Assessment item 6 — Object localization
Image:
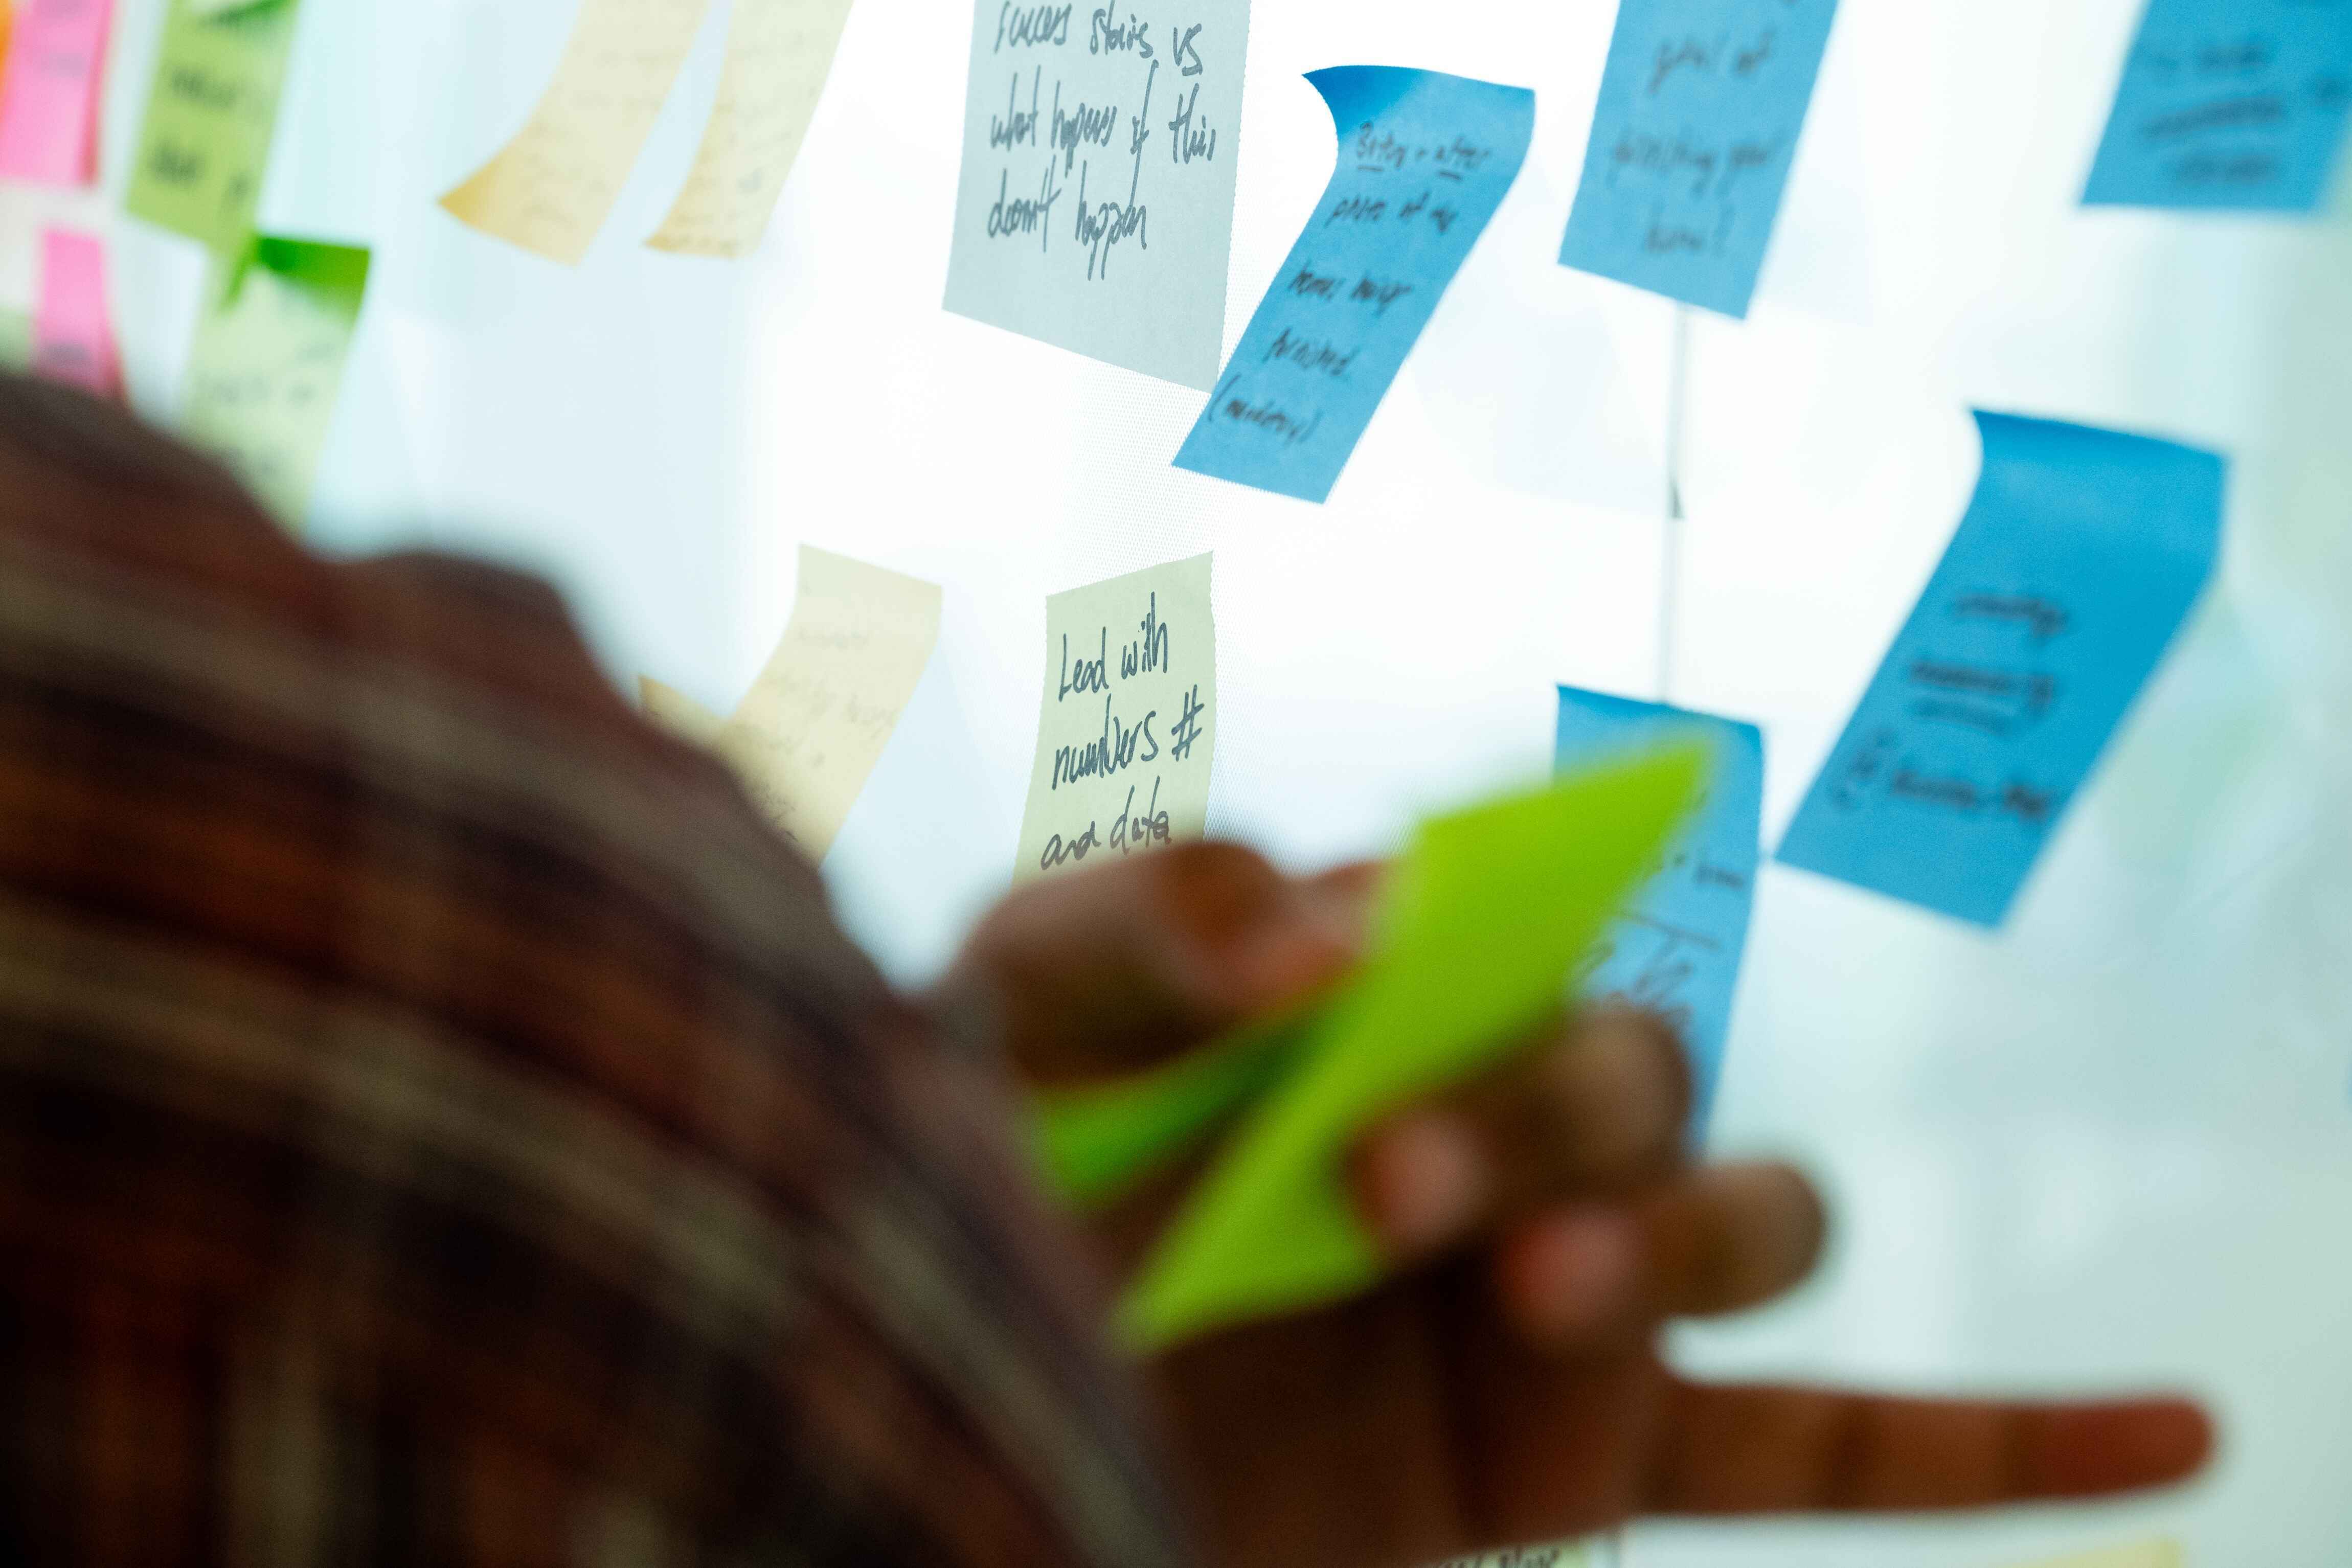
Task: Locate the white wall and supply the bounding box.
[59,0,2352,1563]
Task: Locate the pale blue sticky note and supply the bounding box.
[1558,688,1762,1132]
[1171,66,1533,503]
[2084,0,2352,211]
[1777,413,2226,928]
[1557,0,1840,319]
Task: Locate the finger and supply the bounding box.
[934,843,1376,1083]
[1492,1162,1825,1346]
[1645,1380,2214,1513]
[1351,1009,1693,1258]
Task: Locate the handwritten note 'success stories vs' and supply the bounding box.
[944,0,1250,389]
[1557,687,1762,1132]
[1173,67,1533,504]
[2083,0,2352,211]
[1558,0,1839,319]
[1016,554,1214,881]
[1777,413,2226,928]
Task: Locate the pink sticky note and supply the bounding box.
[34,229,120,399]
[0,0,114,187]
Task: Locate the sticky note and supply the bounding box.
[178,237,369,524]
[646,0,856,257]
[1777,413,2226,927]
[2083,0,2352,211]
[942,0,1250,389]
[1171,66,1533,503]
[1557,0,1840,319]
[2008,1541,2180,1568]
[1015,553,1215,882]
[0,0,115,186]
[123,0,302,256]
[1557,687,1761,1131]
[439,0,714,265]
[638,675,727,747]
[1118,746,1705,1349]
[33,229,119,399]
[710,547,942,860]
[0,310,32,372]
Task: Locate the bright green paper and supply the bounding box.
[1116,744,1707,1349]
[125,0,303,257]
[180,237,369,524]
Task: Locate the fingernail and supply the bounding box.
[1511,1209,1642,1343]
[1366,1113,1487,1256]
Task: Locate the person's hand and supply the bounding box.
[936,844,2213,1568]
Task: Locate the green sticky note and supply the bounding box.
[125,0,303,256]
[0,309,31,373]
[180,236,369,524]
[1113,744,1707,1349]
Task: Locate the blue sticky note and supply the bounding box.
[1777,413,2226,928]
[1557,688,1762,1132]
[1557,0,1840,319]
[1171,67,1533,504]
[2084,0,2352,212]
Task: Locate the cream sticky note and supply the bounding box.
[439,0,714,265]
[941,0,1250,389]
[645,0,855,257]
[1015,554,1215,882]
[0,0,113,186]
[124,0,304,257]
[2010,1541,2180,1568]
[179,237,369,524]
[639,675,727,747]
[711,547,942,859]
[33,228,119,399]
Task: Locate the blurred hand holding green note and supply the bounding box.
[1034,743,1706,1349]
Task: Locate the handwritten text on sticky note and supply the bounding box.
[943,0,1250,389]
[1172,66,1532,503]
[713,547,941,860]
[180,238,369,524]
[647,0,856,257]
[1557,687,1761,1132]
[2083,0,2352,211]
[1017,553,1214,880]
[0,0,114,186]
[439,0,712,265]
[1777,413,2225,927]
[1557,0,1839,319]
[125,0,303,256]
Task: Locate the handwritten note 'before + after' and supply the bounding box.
[1557,687,1762,1133]
[1017,554,1214,881]
[2084,0,2352,211]
[1777,413,2226,928]
[125,0,303,257]
[1558,0,1839,318]
[1173,67,1533,504]
[944,1,1249,388]
[180,238,370,525]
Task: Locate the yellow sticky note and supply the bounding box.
[646,0,855,257]
[710,547,941,859]
[2011,1542,2180,1568]
[1014,554,1215,882]
[638,675,725,747]
[439,0,713,264]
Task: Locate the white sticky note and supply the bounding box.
[1015,553,1215,880]
[942,1,1249,389]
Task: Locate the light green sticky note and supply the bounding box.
[125,0,303,256]
[1115,744,1707,1349]
[0,309,31,373]
[180,237,369,524]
